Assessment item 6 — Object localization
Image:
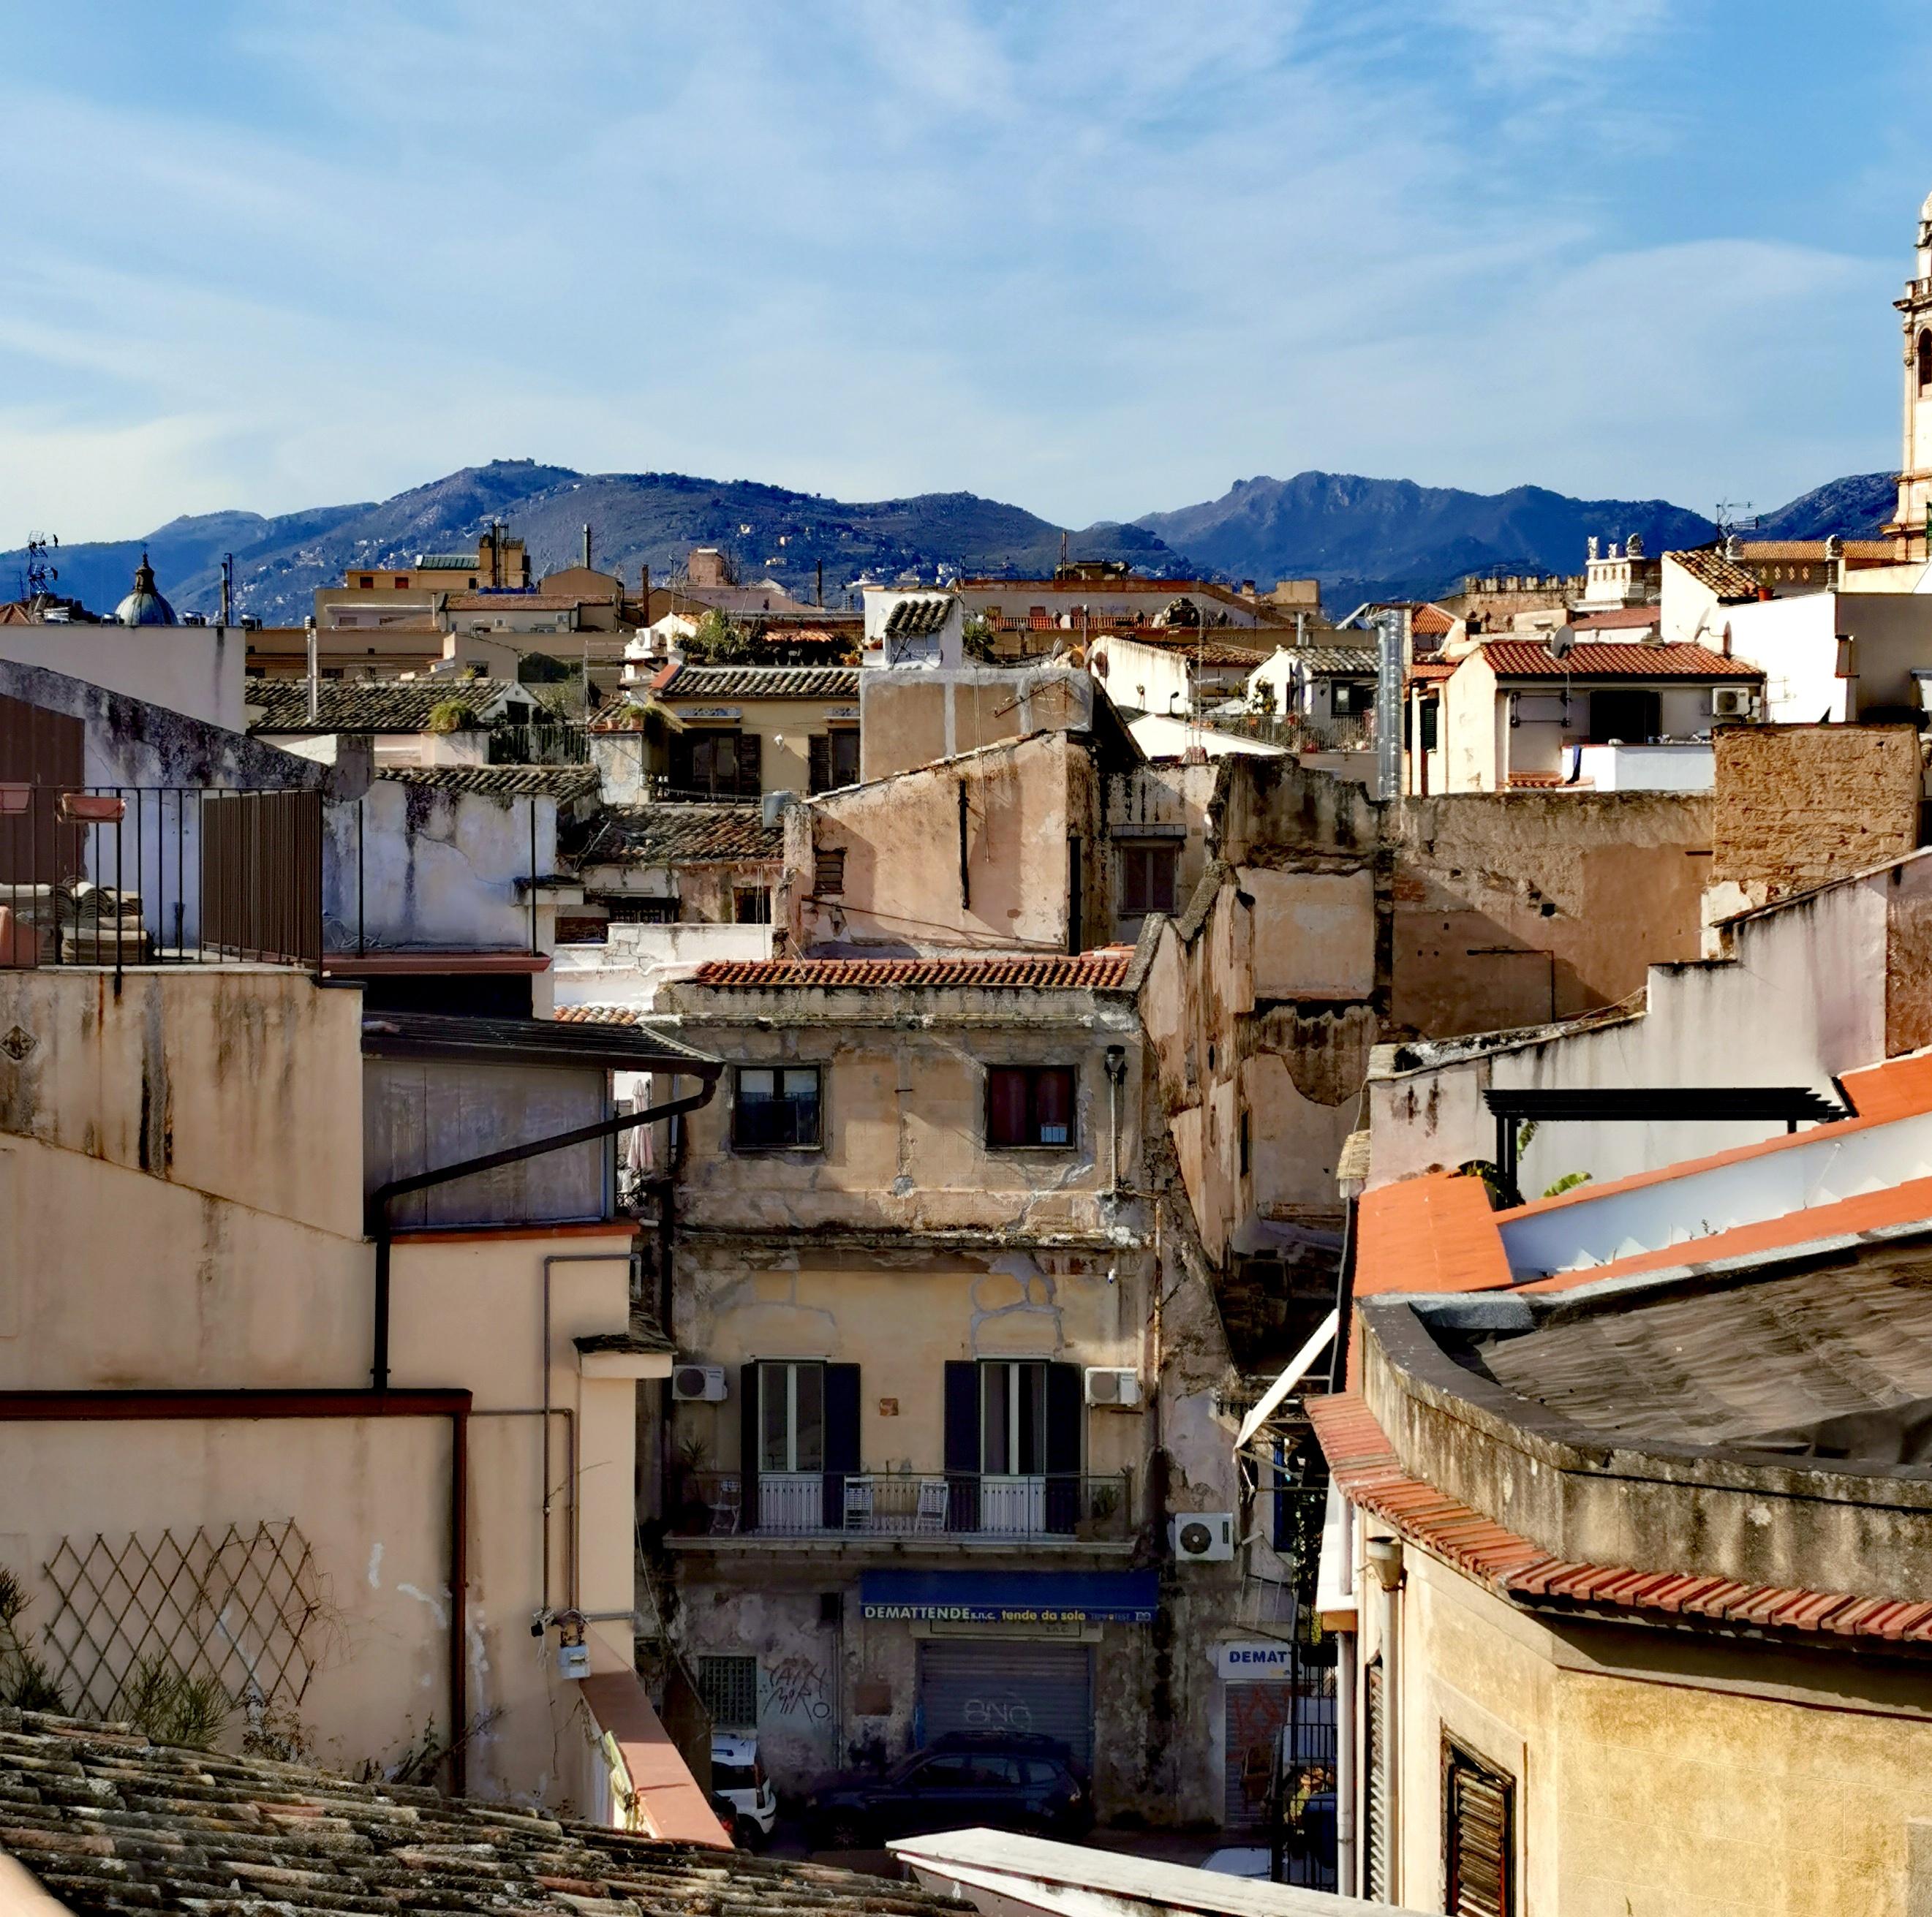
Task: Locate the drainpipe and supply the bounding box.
[366,1078,717,1392]
[1103,1044,1127,1192]
[1335,1498,1357,1894]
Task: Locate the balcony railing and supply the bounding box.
[0,784,322,973]
[646,775,763,807]
[674,1470,1135,1543]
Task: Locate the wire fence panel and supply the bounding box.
[41,1521,325,1719]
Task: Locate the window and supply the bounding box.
[986,1065,1076,1149]
[671,728,761,799]
[733,886,772,925]
[1444,1739,1514,1917]
[1238,1105,1250,1178]
[1419,697,1439,753]
[981,1360,1048,1475]
[605,896,679,924]
[1333,680,1375,718]
[733,1065,822,1149]
[808,729,861,795]
[357,574,374,589]
[814,847,846,896]
[1119,842,1178,918]
[1364,1660,1389,1902]
[1920,329,1932,394]
[760,1361,825,1472]
[698,1654,758,1731]
[1588,688,1660,744]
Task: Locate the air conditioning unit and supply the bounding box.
[1084,1367,1142,1409]
[671,1364,728,1403]
[1712,687,1758,720]
[1169,1512,1235,1564]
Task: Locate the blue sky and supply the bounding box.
[4,0,1928,539]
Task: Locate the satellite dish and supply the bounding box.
[1547,625,1577,660]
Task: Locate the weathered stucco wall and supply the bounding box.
[1389,790,1711,1037]
[1708,722,1922,915]
[785,733,1093,956]
[857,668,1095,783]
[0,623,248,732]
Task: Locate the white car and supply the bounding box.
[712,1731,778,1844]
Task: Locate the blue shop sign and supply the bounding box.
[859,1569,1160,1626]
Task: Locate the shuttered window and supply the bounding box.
[1444,1739,1514,1917]
[1364,1659,1389,1902]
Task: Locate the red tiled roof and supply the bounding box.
[446,592,586,611]
[690,950,1135,991]
[1308,1391,1932,1644]
[1739,540,1898,562]
[554,1004,644,1025]
[1411,603,1454,635]
[1666,548,1763,597]
[1479,640,1760,679]
[1571,605,1660,629]
[1406,659,1457,682]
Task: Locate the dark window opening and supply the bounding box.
[733,887,771,925]
[604,896,679,924]
[733,1065,823,1149]
[1587,688,1660,744]
[1419,697,1439,753]
[1920,330,1932,394]
[986,1065,1076,1149]
[1238,1105,1250,1178]
[671,727,761,799]
[1120,842,1178,917]
[1332,680,1375,717]
[1444,1739,1514,1917]
[357,574,374,589]
[698,1654,758,1730]
[808,729,861,795]
[814,847,846,896]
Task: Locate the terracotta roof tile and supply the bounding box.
[0,1709,969,1917]
[576,807,782,867]
[1479,640,1760,680]
[380,764,600,802]
[1308,1394,1932,1646]
[1570,605,1660,630]
[1411,604,1454,635]
[690,950,1135,991]
[658,665,859,700]
[1667,548,1764,597]
[554,1004,645,1025]
[248,678,530,733]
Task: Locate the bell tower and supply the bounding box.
[1887,189,1932,559]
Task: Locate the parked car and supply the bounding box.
[712,1731,777,1847]
[806,1736,1090,1849]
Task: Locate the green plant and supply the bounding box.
[1542,1171,1592,1198]
[426,696,483,735]
[961,616,998,664]
[0,1565,71,1715]
[682,610,761,664]
[118,1655,230,1750]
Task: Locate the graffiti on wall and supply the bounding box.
[763,1653,833,1724]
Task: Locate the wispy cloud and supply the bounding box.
[0,0,1901,539]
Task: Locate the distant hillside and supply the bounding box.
[1136,472,1718,606]
[0,462,1186,625]
[5,461,1903,627]
[1750,472,1895,541]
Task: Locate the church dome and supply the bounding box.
[114,551,177,627]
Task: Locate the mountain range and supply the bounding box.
[2,462,1901,625]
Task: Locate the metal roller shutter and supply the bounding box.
[917,1640,1093,1772]
[1364,1660,1389,1902]
[1445,1742,1513,1917]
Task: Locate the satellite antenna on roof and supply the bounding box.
[1547,624,1577,661]
[21,532,57,601]
[1713,500,1758,538]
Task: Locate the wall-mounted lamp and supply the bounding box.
[1365,1534,1405,1592]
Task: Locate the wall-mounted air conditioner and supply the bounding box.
[1169,1513,1235,1563]
[1712,687,1758,720]
[1084,1367,1142,1409]
[671,1363,728,1403]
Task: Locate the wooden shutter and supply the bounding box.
[739,730,762,798]
[822,1362,861,1530]
[1035,1067,1075,1146]
[1043,1362,1083,1535]
[808,733,831,795]
[1364,1659,1389,1902]
[739,1362,762,1534]
[1445,1741,1513,1917]
[986,1067,1029,1147]
[944,1360,980,1532]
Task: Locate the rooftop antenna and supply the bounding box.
[21,532,57,601]
[1713,501,1757,540]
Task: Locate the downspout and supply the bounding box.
[1103,1044,1126,1193]
[366,1078,717,1392]
[1335,1497,1357,1894]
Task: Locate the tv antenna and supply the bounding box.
[1713,501,1758,537]
[21,532,57,601]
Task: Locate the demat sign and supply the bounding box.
[858,1570,1158,1627]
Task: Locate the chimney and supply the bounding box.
[583,523,592,570]
[219,553,234,627]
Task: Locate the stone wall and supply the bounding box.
[1710,722,1922,913]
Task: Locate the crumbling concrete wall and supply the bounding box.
[1389,789,1711,1036]
[857,667,1093,783]
[1708,722,1922,923]
[782,731,1095,956]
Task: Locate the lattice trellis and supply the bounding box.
[42,1521,324,1719]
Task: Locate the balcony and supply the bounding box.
[671,1470,1135,1549]
[0,784,322,972]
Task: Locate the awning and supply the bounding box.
[859,1570,1159,1626]
[1234,1309,1339,1451]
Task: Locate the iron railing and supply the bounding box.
[674,1470,1135,1543]
[646,776,762,806]
[0,784,322,974]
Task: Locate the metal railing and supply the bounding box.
[646,776,762,806]
[0,784,322,974]
[675,1469,1135,1543]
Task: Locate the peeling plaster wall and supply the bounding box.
[324,781,555,952]
[857,668,1095,784]
[785,732,1091,956]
